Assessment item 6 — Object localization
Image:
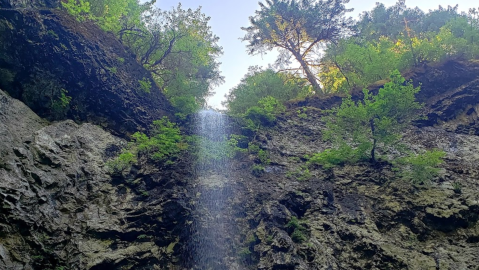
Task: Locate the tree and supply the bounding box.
[311,70,423,165]
[224,67,310,114]
[241,0,353,94]
[122,4,223,117]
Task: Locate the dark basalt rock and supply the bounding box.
[0,9,174,136]
[0,0,60,8]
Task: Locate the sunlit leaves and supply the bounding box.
[225,67,310,115]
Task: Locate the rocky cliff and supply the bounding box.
[0,89,189,269]
[0,3,478,270]
[0,8,174,136]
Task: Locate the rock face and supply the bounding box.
[0,89,188,269]
[0,0,59,8]
[0,3,478,269]
[232,110,479,269]
[0,9,174,136]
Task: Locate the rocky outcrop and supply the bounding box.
[0,0,59,8]
[231,108,479,269]
[0,89,187,269]
[0,9,174,136]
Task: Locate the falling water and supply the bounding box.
[187,109,236,269]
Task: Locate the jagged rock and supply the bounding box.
[0,90,189,269]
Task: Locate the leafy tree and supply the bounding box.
[356,0,424,41]
[225,67,310,114]
[242,0,353,93]
[122,4,223,117]
[311,70,423,165]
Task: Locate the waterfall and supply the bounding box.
[187,109,236,269]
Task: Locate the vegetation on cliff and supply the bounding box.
[62,0,223,118]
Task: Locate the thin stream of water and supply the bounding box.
[188,109,235,269]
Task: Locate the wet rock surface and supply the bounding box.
[0,90,188,269]
[0,8,174,136]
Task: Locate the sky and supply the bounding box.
[155,0,477,108]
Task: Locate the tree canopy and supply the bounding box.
[320,1,479,93]
[242,0,353,94]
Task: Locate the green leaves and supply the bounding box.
[394,150,446,185]
[321,3,479,93]
[63,1,222,118]
[312,71,423,166]
[225,67,309,115]
[62,0,91,22]
[132,117,185,162]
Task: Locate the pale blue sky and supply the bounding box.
[156,0,477,108]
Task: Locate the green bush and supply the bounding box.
[243,96,286,130]
[312,71,423,168]
[309,143,370,169]
[225,67,310,115]
[51,89,72,117]
[394,150,446,185]
[251,164,265,177]
[286,217,307,243]
[105,150,136,174]
[286,166,312,181]
[61,0,91,22]
[132,117,186,162]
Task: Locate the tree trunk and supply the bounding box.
[290,49,323,94]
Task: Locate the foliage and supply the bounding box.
[132,117,186,162]
[251,164,265,177]
[138,77,152,93]
[105,150,136,174]
[225,67,310,115]
[243,96,286,131]
[124,4,223,115]
[312,70,423,167]
[309,144,367,169]
[61,0,91,22]
[394,149,446,184]
[51,89,72,117]
[320,2,479,93]
[242,0,353,93]
[286,217,307,243]
[286,165,312,181]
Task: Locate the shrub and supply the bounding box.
[312,71,423,168]
[286,217,307,243]
[251,164,265,177]
[132,117,185,162]
[51,89,72,117]
[62,0,91,22]
[105,151,136,174]
[394,149,446,185]
[243,96,286,129]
